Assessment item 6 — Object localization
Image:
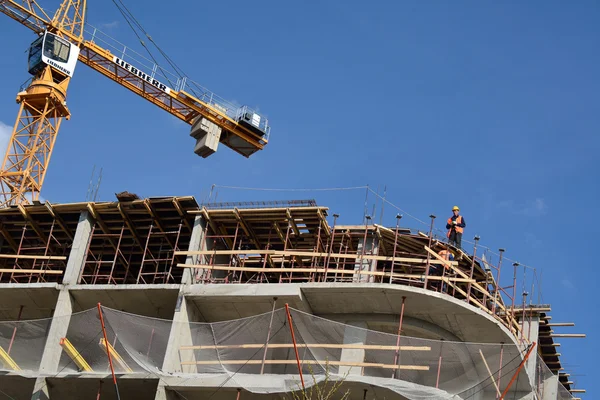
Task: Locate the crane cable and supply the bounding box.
[110,0,189,90]
[109,0,176,88]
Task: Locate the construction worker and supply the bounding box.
[446,206,466,249]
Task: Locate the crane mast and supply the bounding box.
[0,0,270,208]
[0,0,86,207]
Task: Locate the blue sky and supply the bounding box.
[0,0,598,395]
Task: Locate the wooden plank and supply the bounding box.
[545,334,585,338]
[0,269,63,274]
[0,254,67,260]
[424,246,469,277]
[60,338,93,372]
[479,349,501,397]
[176,249,457,266]
[176,263,475,283]
[0,346,20,371]
[183,359,429,371]
[180,344,431,351]
[98,338,133,372]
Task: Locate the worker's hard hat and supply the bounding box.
[452,206,460,211]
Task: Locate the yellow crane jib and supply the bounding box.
[59,337,93,372]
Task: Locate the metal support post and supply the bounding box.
[97,303,121,400]
[511,262,519,326]
[260,297,278,374]
[357,215,371,282]
[424,215,436,290]
[96,380,103,400]
[7,305,24,354]
[499,343,536,399]
[392,296,406,378]
[324,213,339,281]
[520,291,528,343]
[492,249,505,314]
[466,235,480,302]
[436,339,444,389]
[389,214,402,284]
[285,303,305,390]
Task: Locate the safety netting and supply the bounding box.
[0,307,574,400]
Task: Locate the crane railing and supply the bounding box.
[84,24,270,141]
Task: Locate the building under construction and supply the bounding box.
[0,195,586,399]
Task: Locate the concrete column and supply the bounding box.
[30,289,73,400]
[353,236,378,283]
[62,211,94,285]
[182,215,207,285]
[155,215,208,400]
[522,316,539,387]
[541,374,558,399]
[160,294,202,373]
[338,321,367,376]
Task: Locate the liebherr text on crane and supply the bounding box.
[0,0,271,208]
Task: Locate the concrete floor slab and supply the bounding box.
[300,283,517,345]
[182,283,516,345]
[0,284,60,320]
[69,285,180,319]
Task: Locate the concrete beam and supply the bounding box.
[522,316,539,386]
[542,374,558,399]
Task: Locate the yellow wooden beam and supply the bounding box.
[0,346,20,371]
[98,338,133,373]
[60,338,93,372]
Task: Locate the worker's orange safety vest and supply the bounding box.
[447,216,463,237]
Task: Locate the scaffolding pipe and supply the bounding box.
[389,214,401,284]
[511,262,519,326]
[285,303,305,391]
[7,305,24,354]
[324,214,339,280]
[499,343,536,399]
[357,216,371,282]
[492,249,505,314]
[260,297,277,374]
[436,339,444,389]
[97,303,121,400]
[466,236,479,302]
[424,215,436,290]
[392,296,406,378]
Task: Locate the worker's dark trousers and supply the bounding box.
[449,231,462,249]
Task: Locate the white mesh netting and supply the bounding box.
[0,307,574,400]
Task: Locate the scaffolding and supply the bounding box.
[0,196,584,394]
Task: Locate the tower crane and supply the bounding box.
[0,0,270,207]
